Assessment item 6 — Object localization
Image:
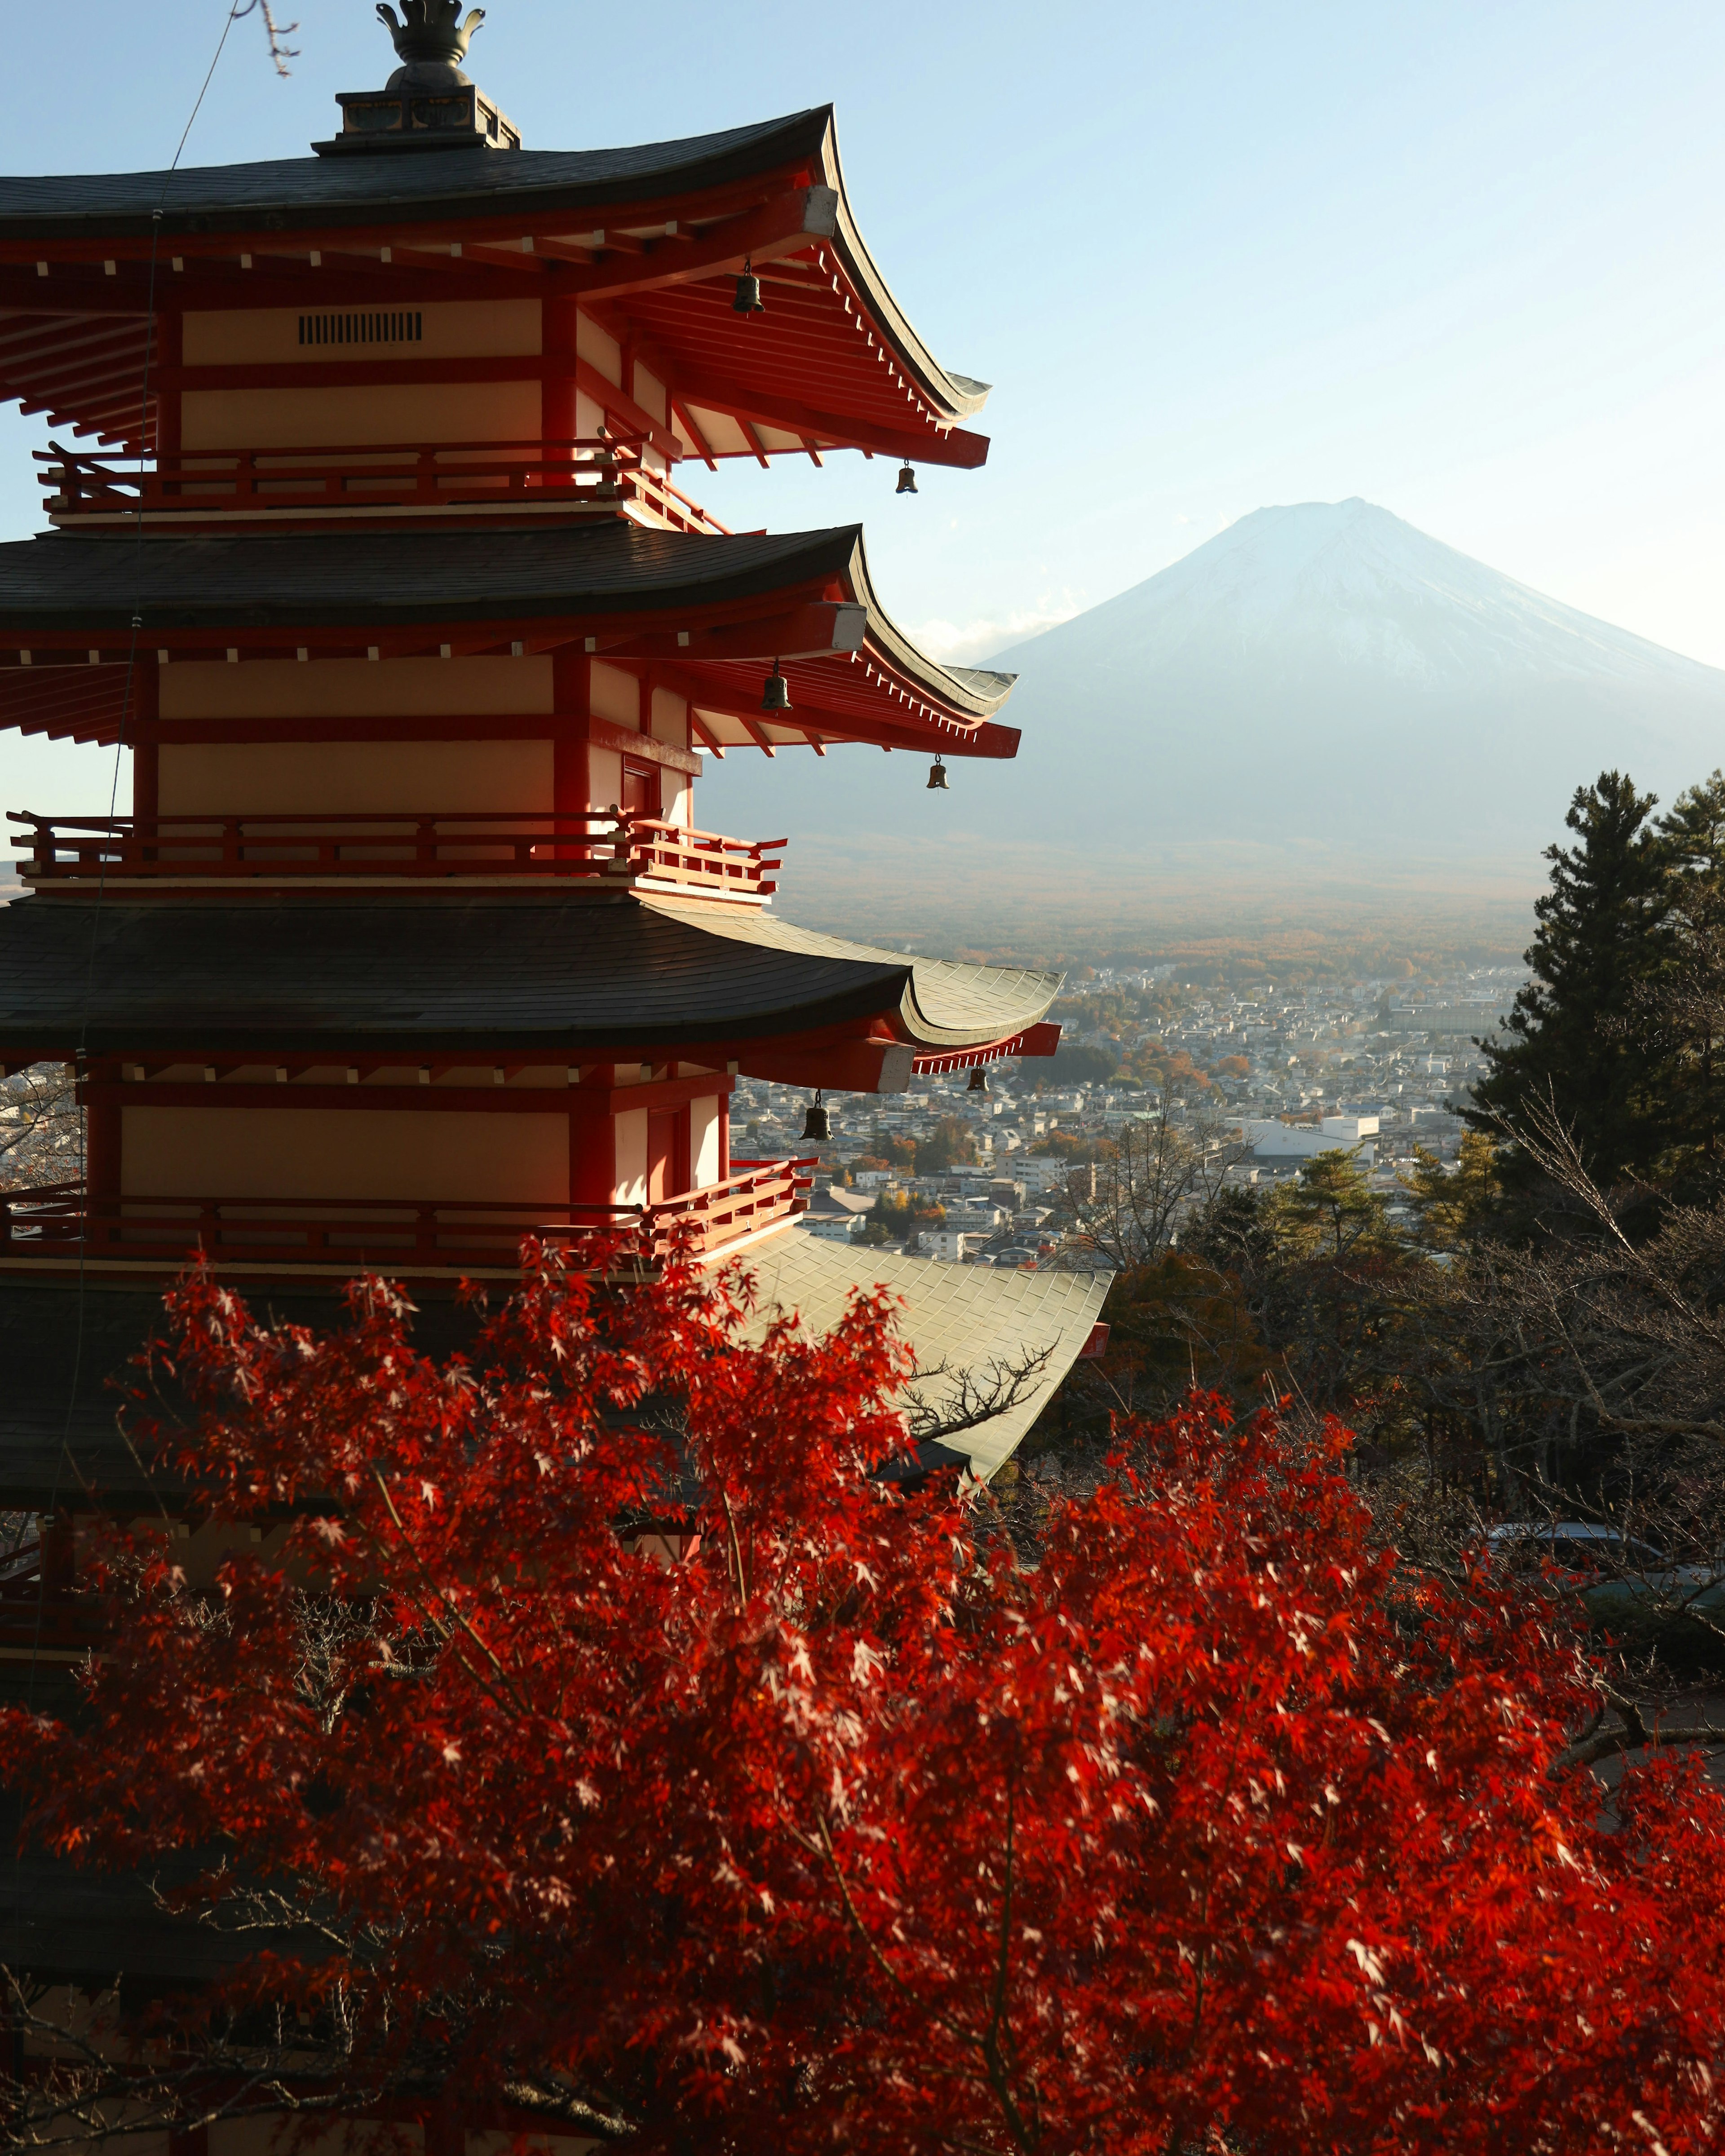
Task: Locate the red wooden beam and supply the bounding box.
[555,189,836,303]
[676,367,988,467]
[592,602,866,665]
[671,398,718,472]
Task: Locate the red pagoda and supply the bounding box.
[0,5,1109,2093]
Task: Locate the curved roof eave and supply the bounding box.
[0,522,1017,729]
[646,902,1062,1051]
[839,530,1017,719]
[815,118,992,423]
[0,110,840,239]
[0,106,991,429]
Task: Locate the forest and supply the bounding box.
[1043,769,1725,1664]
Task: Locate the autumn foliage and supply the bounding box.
[6,1242,1725,2153]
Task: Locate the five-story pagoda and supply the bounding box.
[0,5,1108,1524]
[0,3,1115,2097]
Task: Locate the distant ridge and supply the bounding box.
[697,499,1725,927]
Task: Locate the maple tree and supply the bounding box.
[5,1240,1725,2154]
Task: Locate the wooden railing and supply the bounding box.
[0,1161,813,1271]
[10,810,784,898]
[36,438,731,538]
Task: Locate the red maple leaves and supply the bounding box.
[5,1242,1723,2153]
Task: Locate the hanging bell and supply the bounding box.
[927,757,949,791]
[896,461,918,495]
[733,259,765,316]
[761,661,792,714]
[800,1089,831,1143]
[967,1066,990,1095]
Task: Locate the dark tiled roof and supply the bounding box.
[0,525,852,631]
[0,1799,331,1984]
[0,111,836,238]
[0,1281,484,1511]
[0,893,1057,1058]
[0,526,1016,718]
[745,1230,1112,1481]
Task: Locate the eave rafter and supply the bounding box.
[0,127,991,464]
[0,610,1010,760]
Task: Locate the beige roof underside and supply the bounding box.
[724,1227,1112,1480]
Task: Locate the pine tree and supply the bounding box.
[1401,1132,1501,1251]
[1639,770,1725,1170]
[1467,771,1673,1184]
[1269,1146,1393,1261]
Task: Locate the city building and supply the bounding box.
[1246,1113,1380,1165]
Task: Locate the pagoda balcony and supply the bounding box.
[10,810,783,902]
[36,438,731,538]
[0,1161,813,1278]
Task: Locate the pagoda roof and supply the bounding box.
[0,1801,334,1979]
[0,108,990,464]
[0,1239,1105,1517]
[0,523,1018,758]
[0,892,1060,1061]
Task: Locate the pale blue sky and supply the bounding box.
[3,0,1722,813]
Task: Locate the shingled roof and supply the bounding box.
[0,892,1059,1059]
[0,525,1015,722]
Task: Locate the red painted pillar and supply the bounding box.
[422,2103,464,2156]
[129,657,159,826]
[84,1087,121,1200]
[543,294,579,447]
[552,645,594,842]
[568,1080,615,1209]
[41,1511,75,1594]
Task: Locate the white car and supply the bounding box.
[1487,1521,1725,1632]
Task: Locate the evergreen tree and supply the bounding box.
[1401,1132,1501,1251]
[1466,771,1673,1184]
[1656,767,1725,888]
[1633,770,1725,1171]
[1269,1147,1393,1261]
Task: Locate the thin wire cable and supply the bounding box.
[10,0,264,2007]
[171,4,247,177]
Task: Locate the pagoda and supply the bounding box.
[0,3,1112,2041]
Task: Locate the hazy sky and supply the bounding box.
[2,0,1721,812]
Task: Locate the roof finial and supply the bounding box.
[375,3,485,68]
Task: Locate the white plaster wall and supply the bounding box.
[650,686,688,750]
[613,1107,648,1205]
[588,743,622,811]
[469,2131,597,2156]
[160,656,553,721]
[212,2123,425,2156]
[575,312,621,386]
[120,1108,569,1203]
[590,662,640,729]
[632,362,668,424]
[181,380,541,451]
[690,1096,721,1188]
[184,300,541,365]
[158,739,554,815]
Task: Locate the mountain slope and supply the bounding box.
[696,499,1725,888]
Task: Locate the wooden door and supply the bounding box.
[621,760,658,822]
[647,1108,682,1203]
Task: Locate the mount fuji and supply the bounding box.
[696,499,1725,928]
